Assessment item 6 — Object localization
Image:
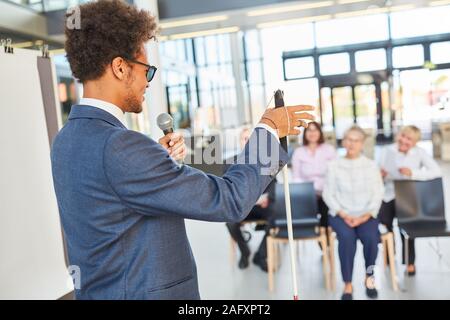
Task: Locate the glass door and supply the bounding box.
[331,86,354,140]
[321,82,386,141]
[355,84,378,133]
[166,84,191,130]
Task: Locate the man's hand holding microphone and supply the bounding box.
[157,113,187,161]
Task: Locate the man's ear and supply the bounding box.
[111,57,127,80]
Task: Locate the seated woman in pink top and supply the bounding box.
[291,122,336,227]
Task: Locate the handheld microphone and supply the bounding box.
[274,89,288,152]
[157,113,174,135]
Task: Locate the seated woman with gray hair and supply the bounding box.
[323,125,384,300]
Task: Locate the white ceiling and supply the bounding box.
[158,0,436,38]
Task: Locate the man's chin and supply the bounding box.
[128,104,143,114]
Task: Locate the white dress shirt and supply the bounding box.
[378,144,442,202]
[79,98,127,128]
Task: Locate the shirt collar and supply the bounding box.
[79,98,127,128]
[393,144,418,157]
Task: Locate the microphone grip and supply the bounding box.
[163,128,174,135]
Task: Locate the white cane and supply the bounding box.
[274,90,299,300]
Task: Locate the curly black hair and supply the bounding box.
[64,0,158,83]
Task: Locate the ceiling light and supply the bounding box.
[247,1,333,17]
[168,27,239,40]
[160,15,228,29]
[429,0,450,6]
[337,0,371,4]
[257,14,332,28]
[335,7,389,18]
[389,4,416,11]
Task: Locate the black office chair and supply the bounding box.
[266,182,333,291]
[394,177,450,273]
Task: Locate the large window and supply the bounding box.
[195,34,237,128]
[392,45,424,69]
[394,68,450,136]
[319,53,350,76]
[194,37,206,66]
[431,41,450,65]
[243,30,265,125]
[157,3,450,138]
[284,57,315,80]
[390,6,450,39]
[355,48,387,72]
[163,69,195,130]
[5,0,91,12]
[283,78,320,124]
[315,14,389,48]
[160,39,194,64]
[159,39,198,130]
[261,23,315,53]
[320,87,334,131]
[261,23,315,101]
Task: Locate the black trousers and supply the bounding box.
[226,205,273,259]
[317,195,329,228]
[379,199,416,264]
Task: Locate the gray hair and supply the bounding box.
[343,125,367,141]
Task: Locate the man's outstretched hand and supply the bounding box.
[259,105,315,138]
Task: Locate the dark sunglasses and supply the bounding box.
[123,57,157,82]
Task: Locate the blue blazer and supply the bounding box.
[51,105,288,300]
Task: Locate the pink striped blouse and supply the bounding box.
[291,143,337,194]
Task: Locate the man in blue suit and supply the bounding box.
[51,0,314,299]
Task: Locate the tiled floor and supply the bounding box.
[185,143,450,300]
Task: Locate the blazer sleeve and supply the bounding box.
[266,179,277,203]
[103,128,288,223]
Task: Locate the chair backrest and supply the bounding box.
[394,178,446,224]
[439,122,450,142]
[323,130,337,148]
[363,128,376,159]
[271,182,319,228]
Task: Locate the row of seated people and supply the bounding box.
[226,123,441,300]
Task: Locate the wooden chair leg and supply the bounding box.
[267,236,275,292]
[320,235,331,291]
[381,235,388,269]
[273,240,281,271]
[274,240,279,272]
[386,232,399,291]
